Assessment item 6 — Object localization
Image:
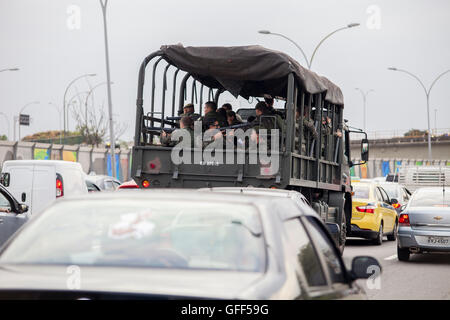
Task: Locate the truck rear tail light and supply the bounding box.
[142,180,150,188]
[356,206,376,214]
[56,174,64,198]
[399,214,410,226]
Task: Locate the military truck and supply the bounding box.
[131,45,369,251]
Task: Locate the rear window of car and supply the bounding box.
[409,190,450,207]
[0,199,266,272]
[353,184,370,199]
[380,184,399,199]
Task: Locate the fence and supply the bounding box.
[0,140,132,182]
[350,158,450,179]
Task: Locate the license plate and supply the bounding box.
[427,236,449,245]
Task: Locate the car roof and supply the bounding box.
[3,160,81,166]
[56,189,316,220]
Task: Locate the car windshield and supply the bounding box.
[0,199,266,272]
[409,190,450,207]
[353,184,370,199]
[380,184,399,199]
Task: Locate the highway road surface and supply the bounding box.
[343,237,450,300]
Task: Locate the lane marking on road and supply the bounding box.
[384,254,397,260]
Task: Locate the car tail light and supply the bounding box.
[399,214,410,226]
[356,206,376,214]
[142,180,150,188]
[118,184,139,189]
[393,203,401,209]
[56,174,64,198]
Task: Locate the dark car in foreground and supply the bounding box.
[0,184,29,246]
[0,190,379,299]
[397,187,450,261]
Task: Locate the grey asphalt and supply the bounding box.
[343,236,450,300]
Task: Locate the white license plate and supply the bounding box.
[427,236,449,245]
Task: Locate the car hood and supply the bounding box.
[0,264,263,299]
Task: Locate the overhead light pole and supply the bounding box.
[48,102,63,144]
[63,73,96,142]
[17,101,40,141]
[99,0,117,178]
[258,23,360,69]
[388,67,450,161]
[0,68,19,73]
[355,88,374,132]
[84,81,114,128]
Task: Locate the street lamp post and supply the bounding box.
[84,81,114,128]
[355,88,374,132]
[63,74,96,142]
[17,101,40,141]
[99,0,117,178]
[258,23,360,69]
[388,67,450,160]
[48,102,63,144]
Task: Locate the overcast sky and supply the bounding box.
[1,0,449,141]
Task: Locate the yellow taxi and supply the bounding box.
[350,181,398,245]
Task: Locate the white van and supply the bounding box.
[0,160,88,216]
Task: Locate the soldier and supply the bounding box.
[295,107,318,154]
[160,116,194,147]
[198,117,223,148]
[226,110,243,126]
[264,94,283,117]
[321,116,342,158]
[200,101,227,129]
[182,103,200,121]
[252,101,284,147]
[222,103,244,122]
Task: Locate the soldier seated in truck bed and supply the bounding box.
[160,116,194,147]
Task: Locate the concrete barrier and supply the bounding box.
[0,141,132,182]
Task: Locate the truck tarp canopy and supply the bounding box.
[156,44,344,106]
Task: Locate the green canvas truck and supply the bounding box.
[131,44,368,251]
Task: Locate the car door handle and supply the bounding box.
[0,219,3,224]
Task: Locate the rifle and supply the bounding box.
[217,121,256,132]
[144,127,177,134]
[165,116,182,121]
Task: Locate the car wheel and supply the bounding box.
[372,223,383,246]
[338,211,347,254]
[397,245,410,261]
[387,221,398,241]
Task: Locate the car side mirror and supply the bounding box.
[361,139,369,162]
[19,204,28,213]
[350,256,382,280]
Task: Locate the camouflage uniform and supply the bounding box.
[295,118,318,154]
[160,128,194,147]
